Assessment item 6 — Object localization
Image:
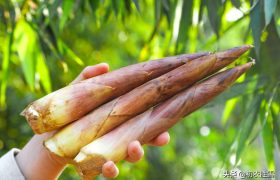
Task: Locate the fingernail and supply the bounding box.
[106,161,115,172]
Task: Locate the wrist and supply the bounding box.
[16,133,67,180]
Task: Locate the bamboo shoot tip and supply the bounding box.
[248,44,254,48]
[242,44,254,49]
[44,139,64,157]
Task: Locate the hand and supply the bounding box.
[73,64,170,178]
[16,63,170,180]
[102,132,170,178]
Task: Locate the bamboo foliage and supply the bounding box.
[1,0,280,179]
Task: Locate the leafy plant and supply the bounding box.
[0,0,280,179]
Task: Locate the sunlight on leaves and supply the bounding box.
[14,19,37,91]
[36,52,52,93]
[0,32,12,108]
[235,96,262,164]
[59,1,75,30]
[57,39,84,66]
[250,0,262,56]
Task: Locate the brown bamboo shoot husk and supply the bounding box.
[45,45,252,158]
[74,62,254,179]
[21,52,208,133]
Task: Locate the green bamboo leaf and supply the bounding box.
[205,0,224,38]
[261,107,274,170]
[256,84,279,170]
[57,39,84,66]
[112,0,121,16]
[198,0,205,23]
[271,84,280,148]
[1,31,12,108]
[272,102,280,148]
[132,0,140,12]
[155,0,162,24]
[264,0,277,26]
[162,0,171,26]
[162,0,170,12]
[235,96,262,164]
[222,98,239,125]
[231,0,241,9]
[14,20,37,91]
[147,0,162,42]
[250,0,262,56]
[79,0,88,13]
[14,19,52,93]
[60,0,75,30]
[124,0,132,14]
[175,0,193,53]
[47,0,62,20]
[104,6,113,22]
[248,84,278,145]
[222,73,246,125]
[88,0,100,14]
[274,1,280,38]
[36,50,52,93]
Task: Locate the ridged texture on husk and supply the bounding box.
[21,52,208,134]
[45,45,252,158]
[74,62,254,179]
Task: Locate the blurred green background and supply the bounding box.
[0,0,280,179]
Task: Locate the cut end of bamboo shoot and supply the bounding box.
[21,104,47,134]
[75,152,88,162]
[74,152,107,179]
[44,139,65,157]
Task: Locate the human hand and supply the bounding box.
[72,63,170,179]
[16,63,170,180]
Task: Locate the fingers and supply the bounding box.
[125,141,144,163]
[125,132,170,163]
[147,132,170,146]
[71,63,109,84]
[102,133,170,178]
[102,141,145,178]
[102,161,119,179]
